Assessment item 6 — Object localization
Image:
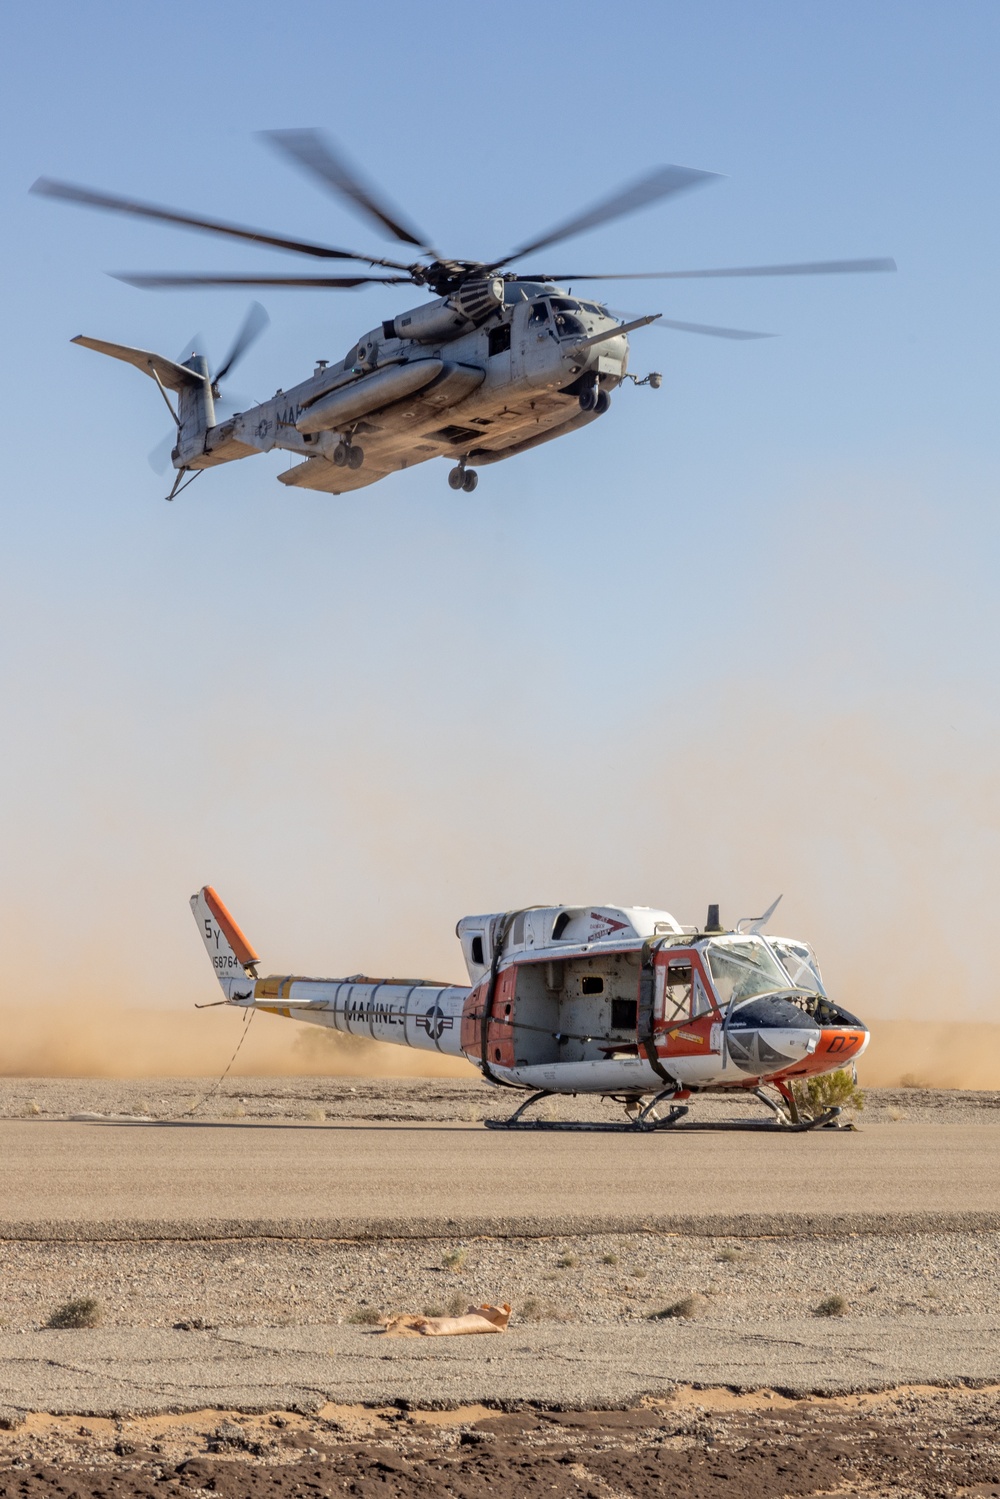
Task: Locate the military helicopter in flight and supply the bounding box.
[33,131,894,500]
[192,885,868,1131]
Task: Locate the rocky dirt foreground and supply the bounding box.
[3,1081,1000,1495]
[1,1387,999,1499]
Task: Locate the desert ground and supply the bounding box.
[2,1077,999,1496]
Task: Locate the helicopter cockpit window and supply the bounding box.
[549,298,588,338]
[705,937,789,1007]
[771,939,827,996]
[528,302,550,324]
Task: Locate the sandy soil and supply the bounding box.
[1,1387,999,1498]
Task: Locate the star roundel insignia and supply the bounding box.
[420,1003,454,1042]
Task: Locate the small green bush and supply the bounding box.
[47,1297,102,1329]
[442,1247,468,1272]
[790,1068,865,1120]
[600,1251,618,1266]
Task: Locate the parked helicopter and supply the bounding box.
[34,131,895,500]
[192,885,868,1131]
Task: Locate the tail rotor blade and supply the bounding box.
[213,301,269,385]
[148,431,176,475]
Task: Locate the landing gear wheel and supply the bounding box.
[578,381,599,412]
[333,442,348,467]
[594,390,611,415]
[448,466,466,490]
[462,469,478,493]
[347,444,364,470]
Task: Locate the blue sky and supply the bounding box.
[2,2,999,1031]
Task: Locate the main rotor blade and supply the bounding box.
[213,301,270,384]
[656,316,773,340]
[523,257,897,281]
[111,272,412,289]
[613,307,771,340]
[30,177,413,269]
[263,129,434,252]
[499,164,719,266]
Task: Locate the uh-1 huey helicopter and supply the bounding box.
[33,130,895,501]
[192,885,868,1132]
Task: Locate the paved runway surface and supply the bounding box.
[2,1317,999,1413]
[2,1118,998,1238]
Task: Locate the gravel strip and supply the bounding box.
[2,1230,998,1333]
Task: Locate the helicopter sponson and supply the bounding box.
[192,887,868,1131]
[33,128,895,503]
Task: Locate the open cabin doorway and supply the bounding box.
[510,951,641,1066]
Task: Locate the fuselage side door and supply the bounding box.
[511,296,550,389]
[485,963,517,1069]
[653,948,719,1059]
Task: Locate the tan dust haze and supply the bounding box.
[1,1004,997,1089]
[0,1004,473,1080]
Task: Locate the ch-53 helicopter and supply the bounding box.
[192,885,868,1132]
[34,131,894,500]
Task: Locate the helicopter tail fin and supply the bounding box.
[190,885,259,1002]
[71,335,215,465]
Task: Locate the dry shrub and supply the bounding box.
[515,1297,572,1324]
[46,1297,102,1329]
[556,1251,579,1269]
[814,1294,847,1317]
[346,1306,382,1326]
[600,1251,619,1266]
[648,1293,707,1321]
[442,1247,467,1272]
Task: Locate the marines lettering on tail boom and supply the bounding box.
[192,886,868,1132]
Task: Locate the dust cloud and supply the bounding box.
[0,1004,474,1080]
[858,1020,1000,1090]
[1,1002,996,1089]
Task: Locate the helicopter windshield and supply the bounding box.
[770,938,827,996]
[704,937,791,1006]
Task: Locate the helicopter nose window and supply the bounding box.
[554,312,587,339]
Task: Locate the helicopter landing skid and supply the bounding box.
[483,1089,848,1133]
[484,1088,690,1132]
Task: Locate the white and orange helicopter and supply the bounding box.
[192,886,867,1131]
